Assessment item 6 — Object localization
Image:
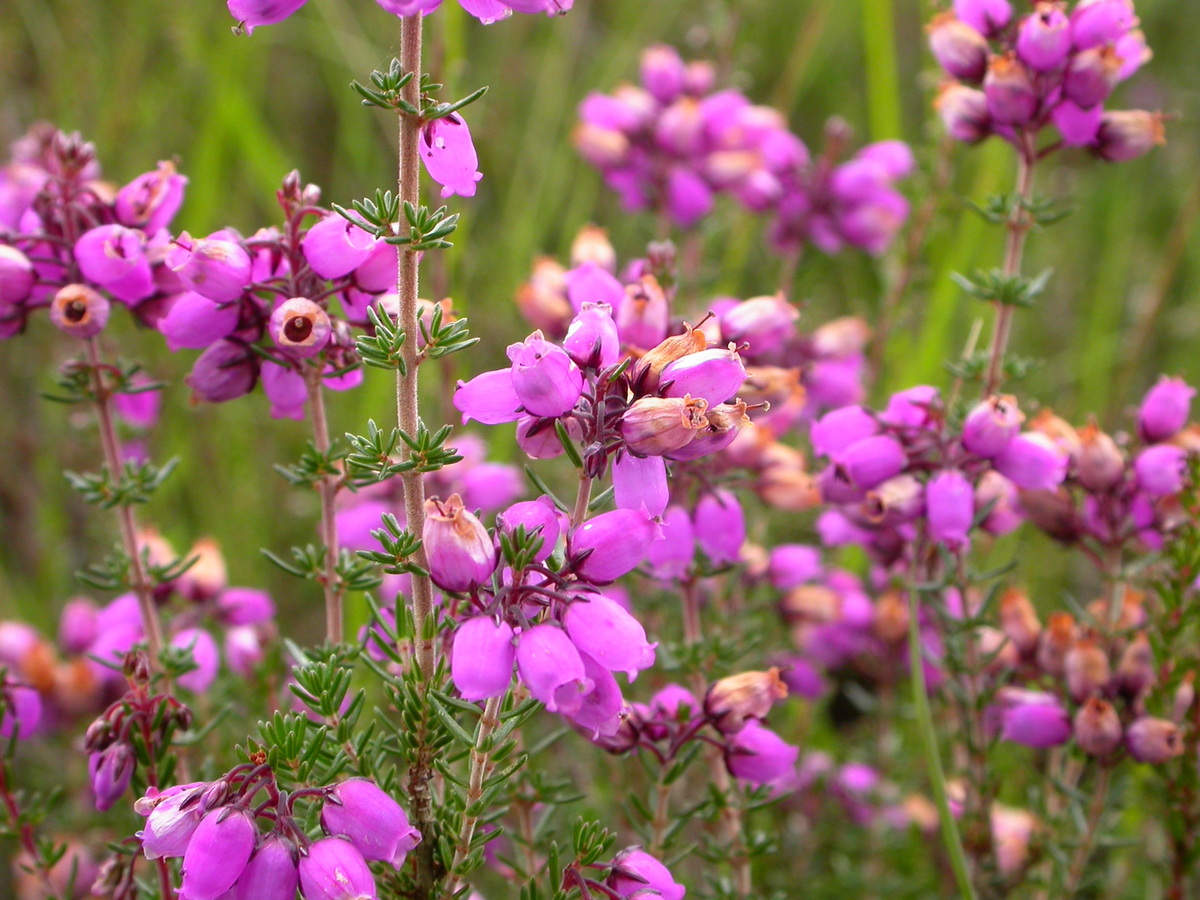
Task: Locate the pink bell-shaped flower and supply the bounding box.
[564,593,657,681]
[179,807,257,900]
[451,617,516,701]
[231,834,299,900]
[515,624,593,715]
[420,115,483,199]
[298,837,378,900]
[321,780,421,869]
[423,494,497,592]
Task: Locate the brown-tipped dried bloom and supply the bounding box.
[620,396,709,456]
[999,588,1041,657]
[704,668,788,733]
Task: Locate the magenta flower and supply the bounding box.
[1139,376,1194,442]
[171,628,220,693]
[455,369,523,425]
[0,681,41,740]
[420,115,483,199]
[0,245,35,308]
[115,161,188,232]
[230,835,299,900]
[451,617,516,701]
[302,213,377,279]
[159,291,240,351]
[321,780,421,869]
[724,720,799,785]
[269,297,333,359]
[506,330,584,417]
[422,494,497,592]
[611,452,669,517]
[693,489,745,565]
[998,692,1071,748]
[137,783,207,859]
[167,233,252,303]
[953,0,1011,36]
[187,339,259,403]
[180,808,257,900]
[564,593,657,681]
[298,837,378,900]
[496,497,563,561]
[216,587,276,626]
[74,224,156,305]
[926,469,974,550]
[608,847,686,900]
[1134,444,1188,497]
[568,651,626,738]
[568,507,663,583]
[962,394,1023,458]
[644,505,695,581]
[515,624,592,715]
[993,433,1068,491]
[89,744,134,811]
[227,0,309,33]
[563,301,620,369]
[661,347,746,406]
[49,283,110,339]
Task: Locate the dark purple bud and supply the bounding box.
[0,245,34,307]
[953,0,1011,36]
[564,593,657,681]
[321,780,421,868]
[269,297,332,359]
[936,83,991,143]
[620,396,710,456]
[1134,444,1188,497]
[612,452,669,517]
[50,283,109,339]
[608,847,686,900]
[186,339,258,403]
[1016,4,1072,72]
[516,624,593,715]
[993,433,1068,490]
[705,668,788,733]
[563,302,620,369]
[455,368,522,425]
[569,507,663,582]
[694,489,745,565]
[962,394,1023,458]
[89,744,134,811]
[451,617,516,701]
[1092,109,1166,162]
[1073,697,1122,757]
[422,494,496,592]
[180,808,256,900]
[231,834,299,900]
[928,13,989,81]
[506,330,584,418]
[1126,717,1184,764]
[999,691,1071,747]
[725,719,800,785]
[74,224,155,305]
[298,837,378,900]
[167,233,252,303]
[302,214,376,279]
[115,161,187,233]
[926,469,974,550]
[227,0,309,33]
[420,114,483,199]
[834,435,908,490]
[662,346,746,406]
[984,55,1039,126]
[1139,376,1194,442]
[1064,46,1122,109]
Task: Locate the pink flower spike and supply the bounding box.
[228,0,310,33]
[420,115,483,199]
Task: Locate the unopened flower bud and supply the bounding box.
[1093,110,1166,163]
[999,690,1072,747]
[89,744,134,811]
[1065,636,1111,703]
[621,395,710,456]
[563,302,620,370]
[269,297,332,359]
[984,54,1039,126]
[1126,716,1184,764]
[422,494,497,592]
[705,668,788,733]
[936,83,991,143]
[926,469,975,550]
[1064,45,1122,109]
[1076,421,1125,490]
[999,588,1041,657]
[1115,631,1155,699]
[928,13,990,81]
[1037,612,1077,677]
[1139,376,1194,443]
[1134,444,1188,497]
[187,339,259,403]
[167,233,252,303]
[50,283,109,339]
[1073,697,1123,757]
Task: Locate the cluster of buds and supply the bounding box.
[930,0,1164,161]
[82,650,191,812]
[765,550,942,699]
[987,588,1186,764]
[594,674,800,788]
[228,0,571,34]
[810,386,1058,565]
[576,44,912,254]
[132,769,418,900]
[1015,375,1196,551]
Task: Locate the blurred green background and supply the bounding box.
[0,0,1197,636]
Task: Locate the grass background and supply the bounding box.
[0,0,1197,639]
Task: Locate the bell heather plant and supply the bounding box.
[0,0,1196,899]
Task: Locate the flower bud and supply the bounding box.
[1134,444,1188,497]
[89,744,134,811]
[322,780,421,869]
[962,394,1024,458]
[187,339,258,403]
[926,469,975,550]
[50,283,110,339]
[507,330,584,417]
[1139,376,1194,442]
[1076,421,1125,490]
[640,44,686,103]
[1064,45,1122,109]
[608,848,685,900]
[1126,716,1184,764]
[620,395,710,456]
[928,13,989,81]
[881,385,941,429]
[167,233,252,303]
[1115,631,1155,699]
[705,668,788,733]
[564,593,657,681]
[724,720,799,784]
[984,54,1039,126]
[269,297,332,359]
[422,494,496,592]
[298,837,377,900]
[936,83,991,143]
[563,302,620,369]
[180,807,256,900]
[1036,612,1077,677]
[1073,697,1122,756]
[1016,4,1072,72]
[1093,110,1166,162]
[1064,636,1110,703]
[0,245,35,307]
[999,588,1041,657]
[1071,0,1137,50]
[999,691,1072,747]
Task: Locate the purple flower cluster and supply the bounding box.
[575,45,913,253]
[228,0,570,33]
[930,0,1164,160]
[136,770,419,900]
